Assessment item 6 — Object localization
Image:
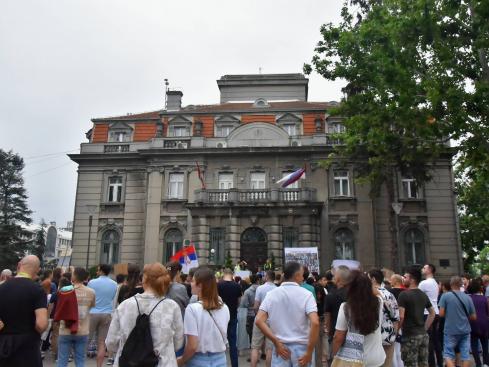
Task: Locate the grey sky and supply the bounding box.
[0,0,344,226]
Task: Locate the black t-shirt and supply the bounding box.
[118,285,144,304]
[398,288,432,337]
[388,287,405,301]
[0,277,47,335]
[324,286,347,330]
[218,280,242,320]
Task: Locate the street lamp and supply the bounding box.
[86,205,98,270]
[209,248,216,265]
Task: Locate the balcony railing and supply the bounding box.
[195,188,316,204]
[104,144,130,153]
[163,139,191,149]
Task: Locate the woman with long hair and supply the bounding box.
[332,270,385,367]
[467,279,489,367]
[117,263,143,304]
[177,267,230,367]
[106,263,184,367]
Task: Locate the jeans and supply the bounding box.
[186,351,227,367]
[443,333,470,361]
[57,334,88,367]
[227,318,238,367]
[470,334,489,367]
[272,343,311,367]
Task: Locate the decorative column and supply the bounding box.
[143,169,162,264]
[267,215,282,267]
[299,214,313,246]
[193,216,209,263]
[228,214,240,263]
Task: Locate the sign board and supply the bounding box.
[235,270,251,279]
[331,259,360,270]
[284,247,320,273]
[113,263,128,275]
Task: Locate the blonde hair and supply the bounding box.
[143,263,171,297]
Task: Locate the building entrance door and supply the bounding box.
[240,227,268,272]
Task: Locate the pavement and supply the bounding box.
[42,350,252,366]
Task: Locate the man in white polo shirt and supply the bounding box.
[256,262,319,367]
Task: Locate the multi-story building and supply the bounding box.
[69,73,462,276]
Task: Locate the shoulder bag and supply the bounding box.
[331,307,365,367]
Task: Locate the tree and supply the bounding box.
[224,249,233,269]
[30,219,47,267]
[0,149,32,270]
[306,0,489,270]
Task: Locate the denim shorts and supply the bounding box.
[272,343,311,367]
[443,333,470,361]
[186,351,227,367]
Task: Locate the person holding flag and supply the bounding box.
[171,245,199,274]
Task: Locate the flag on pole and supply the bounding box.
[196,162,206,189]
[170,245,199,274]
[276,167,306,188]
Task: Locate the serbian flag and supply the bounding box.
[276,167,306,188]
[171,245,199,274]
[196,162,206,189]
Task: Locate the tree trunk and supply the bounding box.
[385,169,399,271]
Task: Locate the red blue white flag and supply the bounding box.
[170,245,199,274]
[276,167,306,188]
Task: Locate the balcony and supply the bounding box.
[104,144,130,153]
[195,188,316,205]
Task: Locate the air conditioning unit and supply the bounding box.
[177,142,188,149]
[291,140,301,147]
[216,142,227,148]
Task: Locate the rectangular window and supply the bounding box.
[209,228,225,265]
[218,173,234,190]
[168,173,184,199]
[333,171,350,197]
[328,124,346,134]
[171,126,190,137]
[283,227,299,248]
[250,172,266,189]
[282,171,299,189]
[402,178,419,199]
[217,126,233,137]
[108,176,123,202]
[284,124,296,136]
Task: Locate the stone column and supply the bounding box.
[299,214,313,246]
[228,215,240,263]
[193,216,209,263]
[268,215,282,267]
[143,169,162,264]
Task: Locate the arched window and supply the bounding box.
[100,230,119,265]
[335,229,354,260]
[404,228,425,265]
[165,228,183,262]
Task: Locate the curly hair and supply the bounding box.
[345,270,379,335]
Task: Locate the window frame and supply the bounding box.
[100,230,120,265]
[333,170,350,197]
[209,227,226,265]
[168,172,185,199]
[107,176,123,203]
[334,228,355,260]
[402,177,420,199]
[218,172,234,190]
[404,228,426,266]
[250,172,266,189]
[164,228,183,263]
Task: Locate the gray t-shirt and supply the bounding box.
[166,282,189,318]
[240,284,258,317]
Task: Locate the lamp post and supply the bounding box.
[209,248,216,266]
[85,205,97,270]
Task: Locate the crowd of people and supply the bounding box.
[0,255,488,367]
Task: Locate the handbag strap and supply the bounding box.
[450,291,470,318]
[207,309,227,346]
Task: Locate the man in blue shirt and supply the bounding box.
[87,264,117,367]
[439,276,476,367]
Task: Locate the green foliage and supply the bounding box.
[0,149,32,270]
[224,249,233,269]
[89,265,98,280]
[30,219,46,267]
[270,252,276,270]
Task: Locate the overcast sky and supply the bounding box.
[0,0,344,227]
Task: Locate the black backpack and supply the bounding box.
[119,296,166,367]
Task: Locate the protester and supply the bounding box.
[389,274,405,367]
[419,264,442,367]
[461,274,470,292]
[56,267,95,367]
[324,266,351,364]
[368,268,399,367]
[466,279,489,367]
[439,276,477,367]
[256,261,319,367]
[332,270,385,367]
[0,255,48,367]
[398,267,435,367]
[251,270,277,367]
[315,273,328,367]
[88,264,117,367]
[117,263,143,304]
[166,261,190,318]
[106,262,184,367]
[241,274,260,345]
[237,276,253,354]
[301,266,316,298]
[217,268,242,367]
[178,267,230,367]
[438,280,451,354]
[0,269,12,284]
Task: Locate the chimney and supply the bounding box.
[166,90,183,111]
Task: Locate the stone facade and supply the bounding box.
[69,73,463,276]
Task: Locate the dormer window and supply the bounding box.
[108,122,133,143]
[171,126,190,137]
[253,98,269,107]
[277,113,302,136]
[283,124,296,136]
[215,115,240,137]
[168,116,192,137]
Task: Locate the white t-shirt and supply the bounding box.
[335,299,385,367]
[255,282,276,304]
[259,282,317,344]
[419,278,439,315]
[183,301,230,353]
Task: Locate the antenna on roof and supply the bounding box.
[164,78,169,110]
[259,67,262,74]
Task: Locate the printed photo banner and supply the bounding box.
[284,247,320,273]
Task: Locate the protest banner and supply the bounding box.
[284,247,320,273]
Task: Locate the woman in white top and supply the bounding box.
[333,270,386,367]
[105,263,184,367]
[178,267,230,367]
